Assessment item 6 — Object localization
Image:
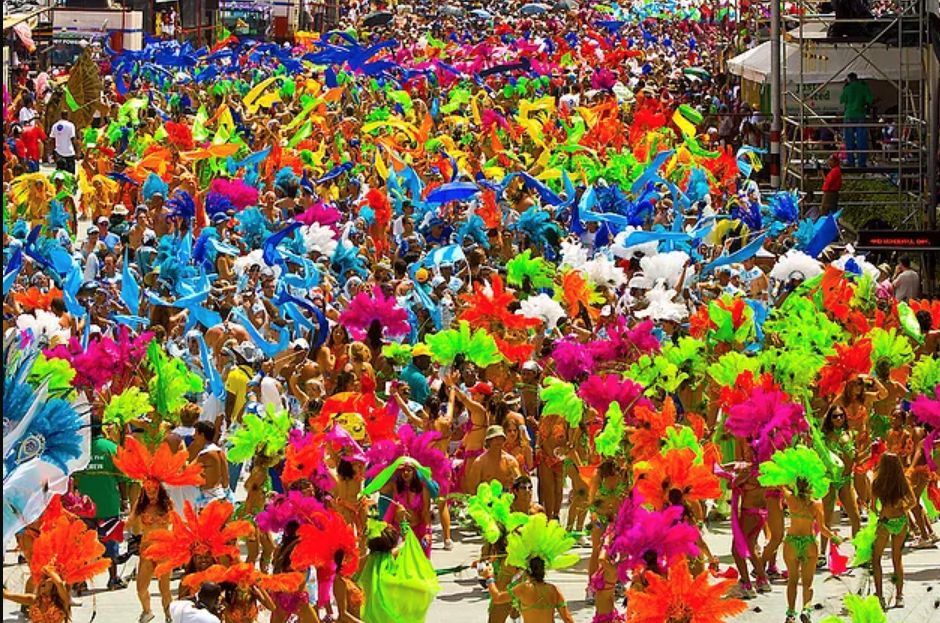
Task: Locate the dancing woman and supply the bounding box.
[820,405,861,557]
[870,453,916,609]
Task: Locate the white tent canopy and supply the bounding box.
[728,30,923,84]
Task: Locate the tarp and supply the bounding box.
[728,30,924,84]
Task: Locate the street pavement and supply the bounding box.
[4,505,939,623]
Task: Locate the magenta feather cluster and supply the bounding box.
[607,496,700,580]
[578,374,652,417]
[364,425,453,495]
[44,327,153,390]
[294,200,342,230]
[209,178,259,210]
[256,491,326,533]
[724,387,808,462]
[339,287,410,340]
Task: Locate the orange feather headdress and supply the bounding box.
[142,500,252,576]
[633,448,721,508]
[181,562,304,594]
[30,507,110,585]
[625,558,746,623]
[113,436,204,488]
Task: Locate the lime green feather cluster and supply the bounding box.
[852,513,879,565]
[868,328,914,371]
[227,405,292,463]
[506,250,556,290]
[27,354,76,399]
[706,352,760,387]
[466,481,529,544]
[819,594,886,623]
[626,354,687,396]
[381,342,413,367]
[103,387,153,426]
[850,274,877,312]
[758,446,830,498]
[424,320,503,368]
[909,356,939,396]
[506,513,579,570]
[595,401,625,458]
[662,337,708,383]
[146,340,204,421]
[540,377,584,426]
[759,348,824,403]
[764,295,845,356]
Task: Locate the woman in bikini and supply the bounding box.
[732,457,772,598]
[242,451,275,572]
[587,460,627,584]
[3,570,71,623]
[820,405,861,558]
[834,375,887,513]
[782,476,840,623]
[483,556,576,623]
[870,452,916,609]
[127,479,175,623]
[333,458,366,541]
[536,410,568,521]
[908,420,939,547]
[589,536,621,623]
[564,423,591,537]
[269,520,321,623]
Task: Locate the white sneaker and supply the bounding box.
[138,612,155,623]
[443,539,453,551]
[70,598,83,607]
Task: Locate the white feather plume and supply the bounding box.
[636,251,691,289]
[16,310,71,345]
[635,284,688,322]
[582,254,628,289]
[233,249,282,278]
[301,223,339,258]
[832,252,880,279]
[559,240,590,270]
[769,250,823,282]
[516,293,566,330]
[610,227,660,259]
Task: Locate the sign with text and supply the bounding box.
[856,230,940,251]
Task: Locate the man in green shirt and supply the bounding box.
[73,416,128,590]
[840,72,874,167]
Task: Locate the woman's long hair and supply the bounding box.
[872,453,913,508]
[134,484,172,515]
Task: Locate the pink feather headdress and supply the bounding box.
[551,337,597,381]
[209,178,259,210]
[724,387,808,462]
[577,374,652,418]
[607,496,700,580]
[339,287,410,340]
[295,200,342,230]
[255,491,326,533]
[44,326,153,391]
[364,425,453,495]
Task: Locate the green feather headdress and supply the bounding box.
[706,351,760,388]
[868,328,914,371]
[506,513,578,571]
[540,377,584,427]
[227,405,292,463]
[909,355,939,396]
[424,320,504,368]
[595,401,626,458]
[757,446,830,499]
[466,481,529,544]
[506,249,556,290]
[103,387,153,427]
[146,340,204,422]
[820,594,886,623]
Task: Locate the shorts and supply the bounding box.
[54,154,76,174]
[196,485,234,509]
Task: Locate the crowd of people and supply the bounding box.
[3,1,938,622]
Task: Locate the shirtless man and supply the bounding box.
[468,426,522,492]
[448,376,492,492]
[190,421,231,508]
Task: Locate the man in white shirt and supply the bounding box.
[18,95,38,127]
[48,109,78,173]
[168,582,222,623]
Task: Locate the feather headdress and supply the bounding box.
[143,500,252,576]
[724,387,808,463]
[255,491,327,533]
[506,249,556,290]
[819,594,887,623]
[595,401,627,458]
[516,293,566,330]
[146,340,204,421]
[29,511,110,585]
[363,424,452,494]
[578,373,652,417]
[817,339,872,397]
[181,562,303,594]
[339,287,410,340]
[209,178,259,210]
[633,448,722,508]
[226,404,292,463]
[625,557,746,623]
[506,513,578,571]
[635,251,690,289]
[466,480,529,544]
[608,497,700,578]
[292,510,359,577]
[635,284,688,323]
[113,436,203,488]
[540,377,585,427]
[868,328,914,371]
[758,446,831,498]
[629,399,679,462]
[424,320,504,368]
[103,387,153,427]
[769,250,823,282]
[556,269,603,321]
[16,310,70,347]
[459,274,541,332]
[550,337,597,381]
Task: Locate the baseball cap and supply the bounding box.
[411,343,432,358]
[485,425,506,441]
[468,382,493,396]
[415,267,430,283]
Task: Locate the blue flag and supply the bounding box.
[121,248,140,315]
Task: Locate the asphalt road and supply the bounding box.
[4,502,939,623]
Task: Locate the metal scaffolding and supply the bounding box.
[777,0,931,229]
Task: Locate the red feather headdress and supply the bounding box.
[181,562,304,594]
[291,510,359,578]
[459,274,541,332]
[625,557,746,623]
[30,504,110,585]
[817,339,872,397]
[633,448,721,508]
